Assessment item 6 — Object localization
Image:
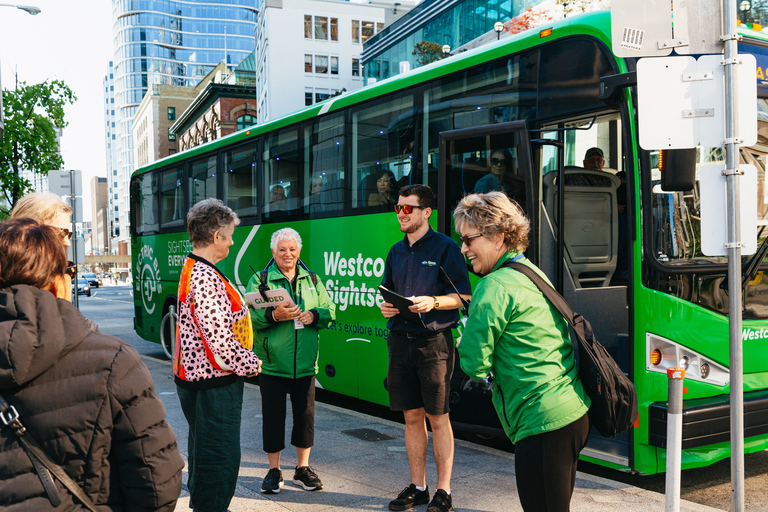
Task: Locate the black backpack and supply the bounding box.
[502,261,638,438]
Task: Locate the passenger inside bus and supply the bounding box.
[270,184,287,211]
[475,150,513,194]
[368,169,397,207]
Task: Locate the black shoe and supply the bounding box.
[427,489,453,512]
[261,467,284,494]
[293,465,323,491]
[389,484,430,511]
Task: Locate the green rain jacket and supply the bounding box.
[458,251,590,444]
[246,263,336,379]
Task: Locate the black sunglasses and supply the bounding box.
[459,233,484,248]
[64,261,77,280]
[491,158,507,166]
[394,204,427,214]
[58,227,73,241]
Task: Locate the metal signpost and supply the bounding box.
[613,1,757,510]
[48,169,83,308]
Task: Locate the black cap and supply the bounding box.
[585,147,604,159]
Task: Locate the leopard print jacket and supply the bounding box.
[174,254,260,387]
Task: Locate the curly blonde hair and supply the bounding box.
[453,191,529,252]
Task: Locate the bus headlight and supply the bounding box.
[646,333,729,386]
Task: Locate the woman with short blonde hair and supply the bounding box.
[454,191,590,512]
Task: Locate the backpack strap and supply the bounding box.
[500,261,576,327]
[0,393,99,512]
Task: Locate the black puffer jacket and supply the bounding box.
[0,285,183,511]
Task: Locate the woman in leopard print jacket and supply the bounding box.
[174,199,261,512]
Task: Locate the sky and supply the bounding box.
[0,0,113,221]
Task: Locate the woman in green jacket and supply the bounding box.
[454,192,590,512]
[246,228,336,495]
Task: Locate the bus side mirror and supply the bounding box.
[660,149,697,192]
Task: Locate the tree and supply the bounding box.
[0,79,76,214]
[412,41,446,66]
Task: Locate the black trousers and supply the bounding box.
[259,373,315,453]
[514,412,590,512]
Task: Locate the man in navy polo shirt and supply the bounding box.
[380,184,471,512]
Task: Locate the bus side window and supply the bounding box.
[189,155,217,211]
[223,144,258,219]
[264,128,300,220]
[306,114,345,219]
[159,166,184,230]
[352,93,414,211]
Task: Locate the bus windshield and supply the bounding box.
[649,99,768,268]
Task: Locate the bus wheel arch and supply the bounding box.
[160,296,178,360]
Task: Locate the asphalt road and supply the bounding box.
[78,284,768,511]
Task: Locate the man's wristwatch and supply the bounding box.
[432,296,440,310]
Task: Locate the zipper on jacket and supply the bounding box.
[263,337,271,364]
[496,383,512,428]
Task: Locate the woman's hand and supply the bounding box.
[299,311,314,325]
[273,301,301,321]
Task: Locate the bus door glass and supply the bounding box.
[438,121,533,240]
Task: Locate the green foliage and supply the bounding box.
[0,79,76,213]
[412,41,445,67]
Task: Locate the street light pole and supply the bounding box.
[494,21,504,41]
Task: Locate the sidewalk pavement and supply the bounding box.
[144,356,724,512]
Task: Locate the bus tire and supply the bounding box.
[160,299,178,360]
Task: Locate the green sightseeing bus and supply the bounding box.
[131,10,768,475]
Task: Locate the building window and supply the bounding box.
[377,22,384,33]
[352,58,360,77]
[315,16,328,40]
[168,107,175,120]
[305,88,314,106]
[331,56,339,75]
[330,18,338,41]
[237,114,257,130]
[352,20,359,44]
[168,131,176,141]
[315,89,330,103]
[305,54,312,73]
[361,21,374,43]
[304,15,311,39]
[169,149,177,155]
[315,55,328,74]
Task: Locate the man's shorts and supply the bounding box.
[386,329,454,416]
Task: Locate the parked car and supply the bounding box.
[82,272,102,288]
[73,277,92,297]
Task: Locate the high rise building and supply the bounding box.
[104,61,119,243]
[108,0,259,249]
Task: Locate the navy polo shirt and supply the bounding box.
[381,227,472,333]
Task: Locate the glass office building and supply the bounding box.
[362,0,543,83]
[110,0,259,245]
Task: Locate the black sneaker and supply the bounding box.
[389,484,430,511]
[293,465,323,491]
[427,489,453,512]
[261,467,283,494]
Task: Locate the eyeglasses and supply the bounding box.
[459,233,484,248]
[57,227,73,241]
[64,261,77,280]
[394,204,427,214]
[491,158,507,166]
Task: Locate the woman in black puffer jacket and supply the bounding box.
[0,218,184,511]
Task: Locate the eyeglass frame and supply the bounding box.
[64,261,77,280]
[491,157,507,166]
[57,227,73,241]
[394,204,428,215]
[459,233,484,248]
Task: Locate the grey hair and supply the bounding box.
[187,198,240,248]
[270,227,302,252]
[453,191,530,252]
